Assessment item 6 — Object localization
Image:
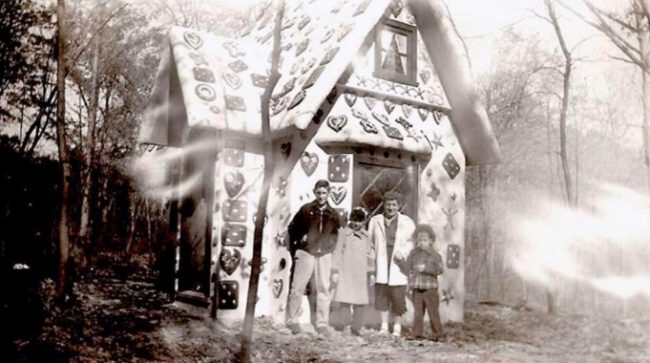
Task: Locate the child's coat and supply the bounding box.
[331,226,374,305]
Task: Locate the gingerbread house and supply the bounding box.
[138,0,500,324]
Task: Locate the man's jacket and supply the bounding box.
[288,200,341,257]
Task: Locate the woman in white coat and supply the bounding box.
[369,191,415,336]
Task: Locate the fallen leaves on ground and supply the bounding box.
[35,272,650,362]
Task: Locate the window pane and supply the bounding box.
[356,162,417,219]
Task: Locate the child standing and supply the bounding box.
[397,224,444,340]
[330,207,375,336]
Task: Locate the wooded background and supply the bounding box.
[1,0,649,318]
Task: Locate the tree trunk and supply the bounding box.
[638,11,650,193]
[55,0,71,299]
[79,34,101,243]
[239,2,284,362]
[546,0,577,313]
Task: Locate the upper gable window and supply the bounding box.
[374,18,417,86]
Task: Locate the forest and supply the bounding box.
[1,0,649,362]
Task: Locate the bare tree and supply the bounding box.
[55,0,72,298]
[562,0,650,192]
[239,2,284,362]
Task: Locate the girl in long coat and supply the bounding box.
[330,207,375,335]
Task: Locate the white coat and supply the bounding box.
[369,213,415,286]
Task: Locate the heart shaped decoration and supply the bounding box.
[330,186,347,205]
[372,111,389,126]
[351,108,368,121]
[220,248,241,276]
[272,279,283,298]
[327,115,347,132]
[364,97,377,110]
[402,104,413,118]
[417,107,429,121]
[224,171,245,198]
[223,72,242,90]
[183,31,203,50]
[270,95,287,116]
[433,110,444,124]
[344,94,357,107]
[383,99,396,114]
[300,151,319,176]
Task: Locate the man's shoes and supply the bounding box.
[287,324,302,335]
[351,328,362,337]
[406,334,424,341]
[315,326,331,337]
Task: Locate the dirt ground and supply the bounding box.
[24,271,650,363]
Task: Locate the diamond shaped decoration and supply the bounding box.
[218,281,239,309]
[228,60,248,73]
[442,153,461,180]
[328,155,350,182]
[320,47,339,66]
[288,89,306,110]
[447,244,460,269]
[354,0,371,16]
[296,39,309,57]
[223,199,247,222]
[193,67,215,83]
[222,223,247,247]
[304,66,325,89]
[383,125,403,140]
[250,73,269,88]
[189,53,209,66]
[225,95,246,112]
[224,147,244,167]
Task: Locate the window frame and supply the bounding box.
[352,154,419,222]
[373,18,418,86]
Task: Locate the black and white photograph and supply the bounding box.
[1,0,649,361]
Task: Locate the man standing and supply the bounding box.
[286,179,341,335]
[369,191,415,336]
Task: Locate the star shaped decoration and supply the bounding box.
[427,182,441,202]
[441,288,455,305]
[355,74,368,87]
[432,133,444,150]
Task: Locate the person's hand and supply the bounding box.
[394,251,404,260]
[330,272,339,285]
[368,273,375,286]
[415,264,425,272]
